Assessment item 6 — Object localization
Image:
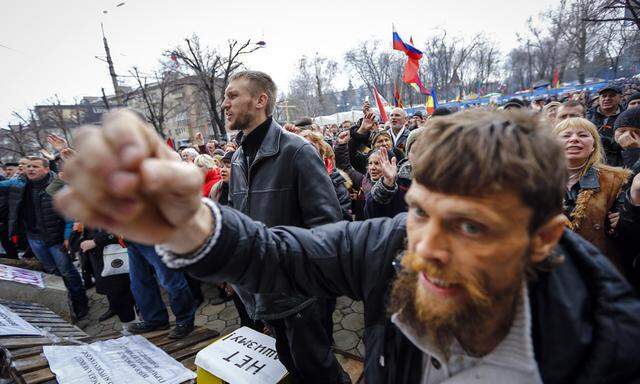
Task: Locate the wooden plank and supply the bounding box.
[157,328,219,354]
[13,354,49,374]
[20,366,55,384]
[181,355,197,371]
[2,301,47,308]
[0,338,55,349]
[169,338,214,361]
[20,318,68,325]
[0,258,45,272]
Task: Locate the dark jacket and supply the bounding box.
[4,173,65,247]
[181,207,640,384]
[335,142,376,220]
[330,170,352,221]
[83,228,130,296]
[587,106,623,166]
[228,119,342,320]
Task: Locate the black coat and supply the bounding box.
[7,173,65,247]
[83,229,131,296]
[228,119,342,320]
[180,207,640,384]
[587,106,623,166]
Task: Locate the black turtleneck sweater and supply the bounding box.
[240,117,272,171]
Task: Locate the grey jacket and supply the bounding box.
[228,119,342,320]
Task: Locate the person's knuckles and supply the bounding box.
[101,109,153,168]
[140,159,203,194]
[54,188,101,224]
[73,132,119,177]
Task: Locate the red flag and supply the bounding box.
[402,57,421,84]
[552,69,560,88]
[166,137,175,149]
[393,81,404,108]
[373,87,389,123]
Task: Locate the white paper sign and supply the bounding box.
[195,326,287,384]
[0,264,44,288]
[44,335,196,384]
[0,304,43,336]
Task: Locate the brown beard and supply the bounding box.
[388,252,525,356]
[227,109,255,131]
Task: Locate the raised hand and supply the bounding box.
[60,148,76,161]
[358,112,377,134]
[54,109,210,253]
[378,147,397,188]
[195,132,205,146]
[337,130,350,145]
[39,148,56,161]
[47,134,69,151]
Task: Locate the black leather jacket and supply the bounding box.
[228,119,342,320]
[181,207,640,384]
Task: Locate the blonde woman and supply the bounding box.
[300,130,335,173]
[194,154,221,197]
[553,117,634,267]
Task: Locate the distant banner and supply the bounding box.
[196,326,287,384]
[44,335,196,384]
[0,304,43,336]
[0,264,44,288]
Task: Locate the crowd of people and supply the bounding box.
[2,70,640,383]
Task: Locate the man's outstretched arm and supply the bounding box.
[54,109,405,302]
[158,200,406,301]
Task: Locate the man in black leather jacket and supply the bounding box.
[222,71,348,383]
[57,109,640,383]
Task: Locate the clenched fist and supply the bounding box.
[54,109,213,253]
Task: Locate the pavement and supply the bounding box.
[78,281,366,358]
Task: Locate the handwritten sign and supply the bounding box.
[44,335,196,384]
[0,264,44,288]
[195,326,287,384]
[0,304,43,336]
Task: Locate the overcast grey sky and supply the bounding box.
[1,0,560,125]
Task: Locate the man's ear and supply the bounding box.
[530,214,566,264]
[256,93,268,110]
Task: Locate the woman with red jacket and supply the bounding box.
[194,154,221,197]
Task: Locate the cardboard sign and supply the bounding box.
[195,326,287,384]
[44,335,196,384]
[0,304,43,336]
[0,264,44,288]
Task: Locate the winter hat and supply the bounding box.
[370,130,393,146]
[614,107,640,131]
[294,117,313,128]
[502,98,525,110]
[627,92,640,104]
[432,107,452,116]
[406,127,424,154]
[222,151,235,163]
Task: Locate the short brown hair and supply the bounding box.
[27,156,49,168]
[411,110,567,231]
[229,70,277,116]
[561,100,585,111]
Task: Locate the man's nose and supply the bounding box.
[413,220,451,265]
